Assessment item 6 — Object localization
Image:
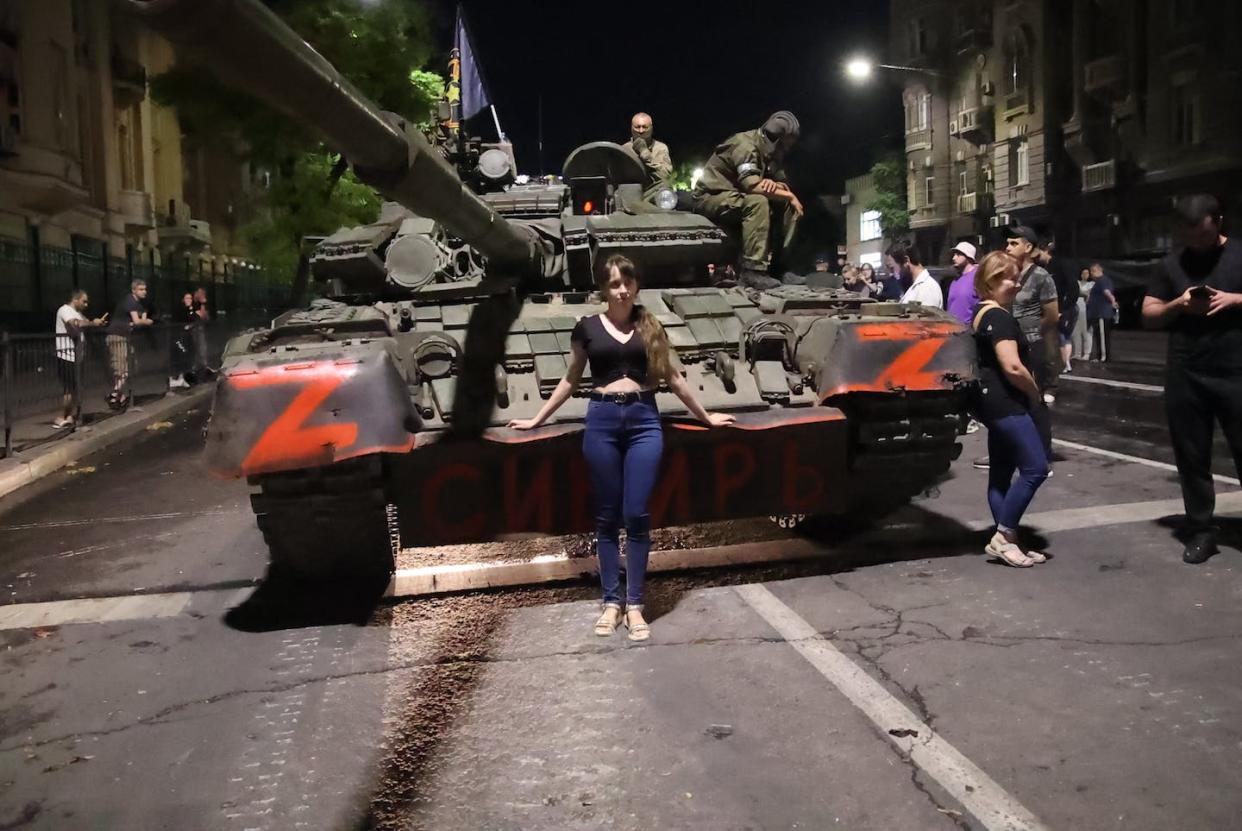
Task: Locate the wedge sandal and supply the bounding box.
[625,608,650,642]
[986,533,1035,568]
[594,603,622,636]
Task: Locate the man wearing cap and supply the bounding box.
[692,111,805,290]
[945,240,979,325]
[1006,225,1058,446]
[627,112,673,200]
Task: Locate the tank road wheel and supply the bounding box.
[769,513,808,530]
[249,457,398,583]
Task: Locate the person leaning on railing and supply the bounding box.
[53,289,107,429]
[106,279,154,410]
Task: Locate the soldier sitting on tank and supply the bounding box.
[628,112,674,202]
[691,110,805,291]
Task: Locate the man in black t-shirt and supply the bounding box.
[1143,194,1242,564]
[107,279,155,407]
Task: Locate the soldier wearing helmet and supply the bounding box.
[692,110,805,290]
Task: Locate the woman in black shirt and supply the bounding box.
[971,251,1050,567]
[510,255,733,640]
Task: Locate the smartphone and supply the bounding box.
[1190,284,1211,299]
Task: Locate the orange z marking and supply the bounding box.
[236,365,359,475]
[874,338,946,390]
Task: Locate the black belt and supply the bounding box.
[590,390,655,405]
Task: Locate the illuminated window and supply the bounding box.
[860,210,881,241]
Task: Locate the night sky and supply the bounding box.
[424,0,902,199]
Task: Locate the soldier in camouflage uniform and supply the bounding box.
[692,111,804,290]
[628,112,674,201]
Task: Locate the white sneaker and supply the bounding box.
[1043,392,1056,405]
[168,376,190,389]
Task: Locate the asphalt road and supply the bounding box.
[3,358,1242,830]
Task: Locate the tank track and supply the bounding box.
[249,456,398,581]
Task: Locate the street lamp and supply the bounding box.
[845,57,873,81]
[690,166,704,189]
[843,55,941,82]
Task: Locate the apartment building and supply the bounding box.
[887,0,1241,261]
[0,0,255,326]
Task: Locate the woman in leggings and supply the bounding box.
[510,255,734,639]
[971,251,1051,567]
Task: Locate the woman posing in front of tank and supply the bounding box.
[971,251,1051,567]
[509,254,734,640]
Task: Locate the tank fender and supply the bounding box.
[814,318,977,398]
[204,340,417,478]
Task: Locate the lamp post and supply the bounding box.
[844,56,950,260]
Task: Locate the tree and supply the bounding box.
[865,155,910,240]
[150,0,443,283]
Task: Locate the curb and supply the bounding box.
[0,386,214,501]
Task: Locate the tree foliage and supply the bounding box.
[149,0,443,279]
[865,155,910,240]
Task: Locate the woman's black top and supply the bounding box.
[570,313,649,387]
[972,305,1031,421]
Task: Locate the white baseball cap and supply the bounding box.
[951,241,977,262]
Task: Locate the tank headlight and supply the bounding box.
[655,188,678,211]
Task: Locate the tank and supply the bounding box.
[129,0,978,581]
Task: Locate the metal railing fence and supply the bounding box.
[0,316,268,457]
[0,233,289,333]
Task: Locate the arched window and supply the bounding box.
[1003,28,1032,97]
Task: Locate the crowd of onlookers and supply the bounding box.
[830,196,1239,569]
[49,280,214,429]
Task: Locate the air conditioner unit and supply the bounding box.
[955,149,966,162]
[949,120,959,135]
[924,155,933,168]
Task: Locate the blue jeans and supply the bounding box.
[582,395,664,605]
[984,413,1049,533]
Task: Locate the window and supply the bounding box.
[1003,29,1031,97]
[958,168,969,196]
[1008,139,1030,187]
[860,210,881,241]
[1171,79,1201,146]
[904,92,931,133]
[907,174,919,209]
[859,252,883,269]
[909,18,928,57]
[924,176,936,207]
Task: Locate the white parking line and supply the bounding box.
[1053,438,1241,486]
[1060,374,1163,393]
[736,583,1049,831]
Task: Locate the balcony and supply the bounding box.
[958,104,994,144]
[1082,159,1117,193]
[117,189,155,230]
[956,191,995,215]
[905,128,932,150]
[158,216,212,253]
[1084,54,1126,101]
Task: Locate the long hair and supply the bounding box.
[598,254,674,383]
[974,251,1018,301]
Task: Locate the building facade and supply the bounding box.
[0,0,261,329]
[887,0,1242,263]
[844,173,887,268]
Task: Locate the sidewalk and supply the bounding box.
[0,384,213,501]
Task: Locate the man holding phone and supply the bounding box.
[1143,194,1242,564]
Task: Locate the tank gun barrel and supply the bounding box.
[127,0,540,274]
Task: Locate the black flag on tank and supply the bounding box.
[455,5,491,121]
